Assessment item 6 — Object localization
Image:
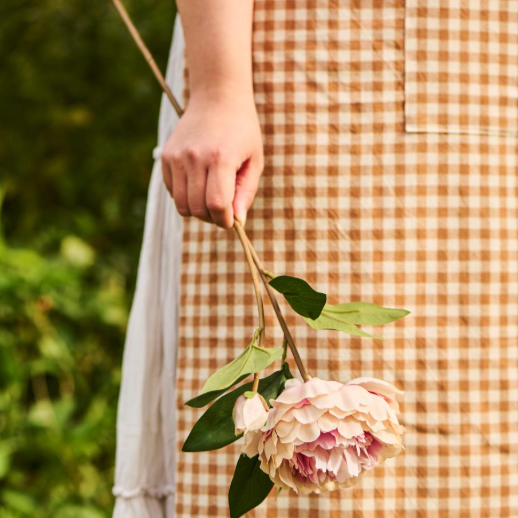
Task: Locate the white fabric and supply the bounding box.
[113,17,185,518]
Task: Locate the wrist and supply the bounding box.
[189,81,255,107]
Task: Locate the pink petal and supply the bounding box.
[261,409,277,432]
[317,413,339,433]
[328,407,354,419]
[243,395,269,431]
[276,419,296,438]
[296,422,321,443]
[264,436,276,460]
[284,378,302,390]
[232,395,247,432]
[241,431,261,458]
[336,455,352,482]
[273,378,343,406]
[312,385,371,412]
[277,462,299,492]
[274,441,294,465]
[279,422,301,443]
[358,413,386,432]
[385,397,401,413]
[363,395,389,421]
[292,405,327,424]
[303,448,329,472]
[338,418,364,439]
[343,447,360,477]
[347,377,403,397]
[327,448,343,476]
[302,431,337,451]
[272,404,293,425]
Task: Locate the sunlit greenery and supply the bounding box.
[0,1,176,515]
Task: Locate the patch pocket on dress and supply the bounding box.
[404,0,518,136]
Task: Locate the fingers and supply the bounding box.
[233,154,263,225]
[163,145,257,229]
[206,155,236,229]
[165,152,190,217]
[164,147,234,228]
[161,156,173,196]
[186,152,213,224]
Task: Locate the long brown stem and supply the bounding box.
[234,220,264,392]
[234,220,265,341]
[110,0,309,385]
[110,0,184,118]
[244,234,311,382]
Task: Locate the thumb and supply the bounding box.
[233,156,262,225]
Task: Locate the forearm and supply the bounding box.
[177,0,255,102]
[163,0,262,229]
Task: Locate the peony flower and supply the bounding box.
[242,377,405,494]
[233,392,270,435]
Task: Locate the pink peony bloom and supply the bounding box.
[242,377,405,494]
[233,393,269,435]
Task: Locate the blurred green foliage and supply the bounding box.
[0,0,176,515]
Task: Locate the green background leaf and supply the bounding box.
[0,2,177,514]
[182,367,290,453]
[200,331,283,395]
[228,454,274,518]
[269,275,327,320]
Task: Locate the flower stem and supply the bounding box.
[110,0,184,118]
[242,231,311,382]
[234,220,265,343]
[234,219,264,392]
[110,0,309,384]
[281,337,288,364]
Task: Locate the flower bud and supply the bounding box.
[232,393,269,435]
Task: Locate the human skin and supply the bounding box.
[161,0,263,228]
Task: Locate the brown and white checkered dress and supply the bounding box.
[174,1,518,516]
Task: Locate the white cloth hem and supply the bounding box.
[113,485,175,499]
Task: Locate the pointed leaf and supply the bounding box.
[182,368,289,452]
[322,302,410,325]
[200,329,283,395]
[280,361,294,381]
[303,306,383,339]
[229,454,274,518]
[185,373,250,408]
[269,275,326,319]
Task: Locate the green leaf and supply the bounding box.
[228,454,274,518]
[304,313,382,338]
[185,373,249,408]
[269,275,327,319]
[322,302,410,325]
[280,361,294,381]
[182,367,290,452]
[303,302,409,339]
[199,329,283,396]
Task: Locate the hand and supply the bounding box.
[162,93,264,228]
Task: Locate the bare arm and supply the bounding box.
[162,0,263,228]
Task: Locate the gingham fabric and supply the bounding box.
[405,0,518,136]
[174,1,518,517]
